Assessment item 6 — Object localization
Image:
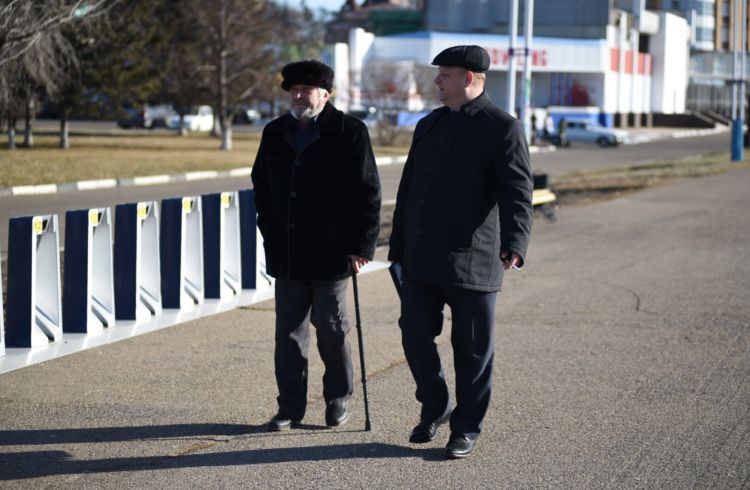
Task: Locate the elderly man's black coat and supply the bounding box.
[388,91,533,292]
[251,102,381,281]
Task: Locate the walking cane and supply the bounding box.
[352,270,372,431]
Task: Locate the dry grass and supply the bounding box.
[554,152,750,205]
[0,132,411,187]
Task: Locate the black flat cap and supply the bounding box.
[431,45,490,72]
[281,60,334,92]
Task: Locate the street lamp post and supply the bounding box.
[507,0,519,117]
[731,0,745,161]
[519,0,535,143]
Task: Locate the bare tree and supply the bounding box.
[0,0,110,148]
[0,0,110,66]
[184,0,276,151]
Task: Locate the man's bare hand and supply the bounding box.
[500,251,522,271]
[349,255,369,273]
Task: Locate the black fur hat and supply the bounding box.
[281,60,334,92]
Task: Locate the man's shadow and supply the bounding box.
[0,424,444,480]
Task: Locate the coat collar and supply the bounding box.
[413,91,492,141]
[271,102,344,136]
[460,90,491,116]
[270,102,344,152]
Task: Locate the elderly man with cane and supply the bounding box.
[389,45,534,459]
[251,60,381,431]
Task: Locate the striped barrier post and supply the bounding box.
[202,191,242,300]
[160,196,204,310]
[5,215,63,347]
[238,189,273,292]
[62,207,116,333]
[114,201,162,321]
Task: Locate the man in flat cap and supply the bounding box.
[389,45,533,459]
[251,60,381,431]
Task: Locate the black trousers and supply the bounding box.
[274,277,353,420]
[400,279,497,439]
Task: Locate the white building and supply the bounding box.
[328,11,691,128]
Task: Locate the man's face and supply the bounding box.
[289,84,329,120]
[434,66,468,106]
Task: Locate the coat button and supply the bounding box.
[294,160,302,166]
[416,230,424,236]
[419,199,426,205]
[288,222,295,230]
[290,191,297,198]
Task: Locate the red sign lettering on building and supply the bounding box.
[484,47,548,67]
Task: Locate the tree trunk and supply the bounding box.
[59,110,70,149]
[7,117,17,150]
[220,122,232,150]
[178,113,187,136]
[22,99,34,148]
[210,113,220,138]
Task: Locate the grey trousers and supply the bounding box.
[274,277,353,420]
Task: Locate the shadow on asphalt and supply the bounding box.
[0,423,250,445]
[1,436,443,479]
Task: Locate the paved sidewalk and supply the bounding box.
[1,166,748,488]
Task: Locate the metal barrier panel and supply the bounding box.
[238,189,273,292]
[0,254,4,357]
[63,208,115,333]
[114,202,162,321]
[160,196,204,310]
[5,215,63,347]
[202,191,241,300]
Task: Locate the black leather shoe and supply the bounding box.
[268,413,301,431]
[409,408,451,443]
[325,399,350,427]
[445,433,477,459]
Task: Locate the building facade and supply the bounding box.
[329,2,691,128]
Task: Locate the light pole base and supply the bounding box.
[731,119,744,161]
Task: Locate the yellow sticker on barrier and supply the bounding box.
[32,217,44,235]
[89,209,100,226]
[182,197,193,212]
[221,193,231,208]
[137,203,149,219]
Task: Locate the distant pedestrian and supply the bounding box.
[557,117,568,147]
[389,45,533,459]
[251,60,381,431]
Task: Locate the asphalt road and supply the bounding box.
[0,131,732,254]
[0,165,747,488]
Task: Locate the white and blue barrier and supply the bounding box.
[160,196,204,310]
[0,255,4,357]
[1,187,356,373]
[5,215,63,347]
[63,208,115,333]
[239,189,273,293]
[202,191,241,300]
[114,201,162,321]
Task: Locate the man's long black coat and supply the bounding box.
[251,102,381,281]
[388,92,533,292]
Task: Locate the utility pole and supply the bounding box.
[731,0,745,161]
[519,0,535,142]
[507,0,519,116]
